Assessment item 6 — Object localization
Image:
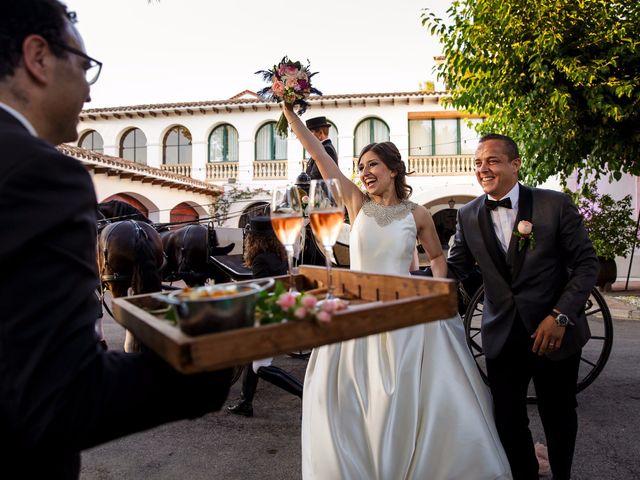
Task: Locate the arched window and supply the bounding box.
[255,122,287,160]
[78,130,104,153]
[163,126,192,164]
[353,118,389,156]
[209,124,239,162]
[304,121,339,159]
[120,128,147,164]
[408,117,483,156]
[170,202,198,223]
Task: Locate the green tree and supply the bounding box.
[419,80,435,92]
[422,0,640,185]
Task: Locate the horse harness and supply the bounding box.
[100,220,165,285]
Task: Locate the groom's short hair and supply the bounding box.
[479,134,520,161]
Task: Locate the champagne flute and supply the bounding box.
[271,184,305,292]
[308,179,344,301]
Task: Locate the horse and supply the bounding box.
[97,220,165,352]
[162,223,235,286]
[97,199,152,225]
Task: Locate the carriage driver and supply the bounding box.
[0,2,233,478]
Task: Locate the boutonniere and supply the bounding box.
[513,220,536,251]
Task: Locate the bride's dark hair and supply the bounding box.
[358,142,413,200]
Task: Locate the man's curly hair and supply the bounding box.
[0,0,76,81]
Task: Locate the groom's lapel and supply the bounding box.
[477,200,512,283]
[507,184,533,281]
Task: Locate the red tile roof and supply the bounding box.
[58,144,221,195]
[80,90,447,118]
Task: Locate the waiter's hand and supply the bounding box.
[531,315,566,355]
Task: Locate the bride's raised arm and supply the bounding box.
[282,106,364,215]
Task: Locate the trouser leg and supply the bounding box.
[257,365,303,398]
[486,321,538,480]
[533,350,581,480]
[241,364,260,403]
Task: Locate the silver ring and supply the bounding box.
[549,342,556,347]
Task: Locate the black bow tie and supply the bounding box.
[485,197,512,210]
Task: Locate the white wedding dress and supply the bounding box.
[301,199,512,480]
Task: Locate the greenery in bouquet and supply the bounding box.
[255,280,345,325]
[256,56,322,137]
[569,184,638,260]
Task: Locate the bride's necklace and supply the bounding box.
[361,196,417,227]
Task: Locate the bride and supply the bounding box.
[283,106,512,480]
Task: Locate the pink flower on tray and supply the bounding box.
[276,291,298,309]
[294,307,308,319]
[301,294,317,309]
[317,311,331,323]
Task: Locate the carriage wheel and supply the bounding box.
[463,285,614,401]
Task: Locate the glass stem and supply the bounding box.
[324,246,334,300]
[286,245,296,292]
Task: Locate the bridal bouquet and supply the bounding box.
[256,56,322,137]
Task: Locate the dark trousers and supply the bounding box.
[486,320,580,480]
[240,364,303,403]
[3,349,232,479]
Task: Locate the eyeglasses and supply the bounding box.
[51,42,103,85]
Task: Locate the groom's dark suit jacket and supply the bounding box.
[448,184,598,360]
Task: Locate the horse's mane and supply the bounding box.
[98,200,151,223]
[130,224,163,294]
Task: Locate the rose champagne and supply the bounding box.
[309,209,343,247]
[271,215,304,246]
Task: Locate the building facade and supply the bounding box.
[75,90,639,277]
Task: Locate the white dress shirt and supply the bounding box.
[488,183,520,254]
[0,101,38,137]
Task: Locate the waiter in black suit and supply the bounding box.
[447,134,598,480]
[0,2,231,478]
[304,116,338,180]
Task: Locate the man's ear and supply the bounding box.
[512,157,522,170]
[21,35,53,86]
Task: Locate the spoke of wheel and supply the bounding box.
[473,352,484,359]
[586,308,603,315]
[470,330,481,340]
[580,357,597,368]
[589,335,606,341]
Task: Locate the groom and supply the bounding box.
[447,134,598,480]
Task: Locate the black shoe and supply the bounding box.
[227,401,253,417]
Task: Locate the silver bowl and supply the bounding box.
[154,278,274,336]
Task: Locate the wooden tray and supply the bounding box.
[111,265,457,373]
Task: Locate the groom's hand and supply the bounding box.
[531,316,566,355]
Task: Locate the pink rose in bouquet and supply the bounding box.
[256,56,322,137]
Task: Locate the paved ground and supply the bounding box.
[80,284,640,480]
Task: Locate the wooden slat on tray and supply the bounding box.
[111,266,457,373]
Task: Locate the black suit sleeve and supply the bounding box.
[307,140,338,180]
[553,194,599,317]
[446,208,477,282]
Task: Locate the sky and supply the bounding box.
[63,0,452,108]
